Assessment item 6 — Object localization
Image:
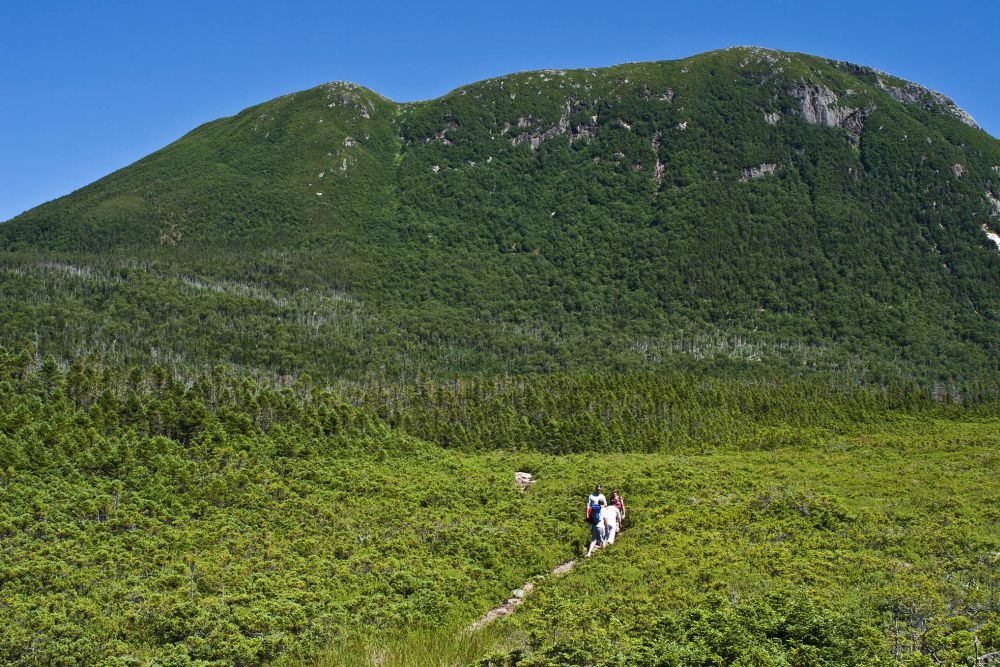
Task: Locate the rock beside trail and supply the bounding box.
[515,472,534,491]
[551,560,576,576]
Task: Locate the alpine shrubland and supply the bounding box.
[1,349,998,665]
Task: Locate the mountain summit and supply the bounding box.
[2,47,999,381]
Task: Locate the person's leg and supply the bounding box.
[587,523,600,556]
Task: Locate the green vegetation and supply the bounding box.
[1,348,997,665]
[3,47,1000,665]
[2,48,999,383]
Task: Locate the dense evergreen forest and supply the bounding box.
[2,47,1000,666]
[2,47,1000,383]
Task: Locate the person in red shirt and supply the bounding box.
[611,490,626,529]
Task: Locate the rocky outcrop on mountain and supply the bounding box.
[983,225,1000,251]
[511,117,571,150]
[829,60,979,130]
[320,81,379,120]
[652,131,665,192]
[741,163,778,181]
[839,106,873,138]
[791,83,872,141]
[794,84,841,126]
[510,115,601,150]
[987,191,1000,217]
[876,77,979,129]
[432,120,460,145]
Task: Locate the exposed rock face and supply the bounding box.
[795,84,841,126]
[839,107,873,138]
[983,225,1000,252]
[876,77,979,129]
[741,162,778,181]
[510,115,600,151]
[432,120,460,145]
[512,117,569,150]
[652,131,665,192]
[764,112,780,125]
[791,83,872,141]
[829,61,979,128]
[571,118,599,141]
[987,191,1000,217]
[953,163,966,178]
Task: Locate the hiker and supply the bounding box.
[586,497,608,557]
[586,484,606,522]
[602,500,622,545]
[612,489,626,528]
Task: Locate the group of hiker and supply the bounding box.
[585,484,626,557]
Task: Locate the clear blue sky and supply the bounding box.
[2,0,998,222]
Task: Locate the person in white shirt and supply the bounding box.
[602,502,621,545]
[586,484,606,523]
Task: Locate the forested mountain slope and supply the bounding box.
[3,47,1000,381]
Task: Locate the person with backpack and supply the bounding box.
[586,484,606,523]
[586,497,608,557]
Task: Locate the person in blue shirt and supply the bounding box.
[586,497,609,557]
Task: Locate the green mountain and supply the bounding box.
[3,47,1000,382]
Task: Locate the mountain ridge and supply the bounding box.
[2,47,999,382]
[7,47,991,227]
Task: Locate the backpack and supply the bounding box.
[589,503,603,526]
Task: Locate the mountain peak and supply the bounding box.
[2,48,999,382]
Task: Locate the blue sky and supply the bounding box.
[2,0,998,222]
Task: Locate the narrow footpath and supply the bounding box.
[468,472,578,631]
[468,559,577,632]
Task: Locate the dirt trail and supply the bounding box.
[467,559,576,631]
[467,472,578,631]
